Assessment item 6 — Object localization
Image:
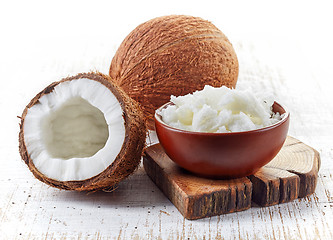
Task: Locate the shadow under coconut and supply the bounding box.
[56,166,171,209]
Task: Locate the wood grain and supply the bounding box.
[143,136,320,219]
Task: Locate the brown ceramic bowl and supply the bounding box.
[155,102,290,178]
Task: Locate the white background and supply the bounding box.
[1,0,333,239]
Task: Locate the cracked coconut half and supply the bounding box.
[19,72,146,191]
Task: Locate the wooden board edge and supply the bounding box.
[185,180,252,220]
[250,166,301,206]
[248,173,280,206]
[143,153,188,218]
[287,146,320,198]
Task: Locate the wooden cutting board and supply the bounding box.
[143,136,320,220]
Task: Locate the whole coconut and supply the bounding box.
[110,15,239,129]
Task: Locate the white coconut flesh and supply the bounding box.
[23,79,125,181]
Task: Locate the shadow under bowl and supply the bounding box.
[154,102,290,179]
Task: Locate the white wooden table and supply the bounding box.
[1,1,332,239]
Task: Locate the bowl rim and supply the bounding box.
[154,101,290,136]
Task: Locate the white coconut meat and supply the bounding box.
[23,79,125,181]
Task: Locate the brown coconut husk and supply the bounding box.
[110,15,239,129]
[19,72,147,191]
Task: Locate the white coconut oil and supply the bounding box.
[158,85,284,133]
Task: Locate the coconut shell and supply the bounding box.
[19,72,147,191]
[109,15,239,129]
